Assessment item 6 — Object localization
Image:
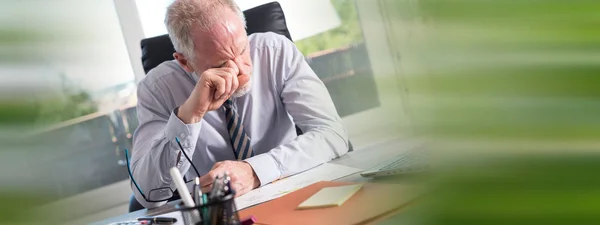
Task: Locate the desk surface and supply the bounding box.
[91,136,420,225]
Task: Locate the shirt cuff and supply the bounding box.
[244,153,281,187]
[164,108,202,149]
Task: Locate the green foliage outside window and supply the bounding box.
[295,0,364,56]
[34,87,97,127]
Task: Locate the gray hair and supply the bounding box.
[165,0,246,60]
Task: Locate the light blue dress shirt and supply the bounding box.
[131,32,349,208]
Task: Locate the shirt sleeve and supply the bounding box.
[244,35,350,186]
[130,81,203,208]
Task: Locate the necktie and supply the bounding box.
[223,99,253,160]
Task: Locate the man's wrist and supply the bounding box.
[177,103,205,124]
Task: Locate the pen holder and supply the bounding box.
[175,192,240,225]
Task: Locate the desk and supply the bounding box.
[91,136,421,225]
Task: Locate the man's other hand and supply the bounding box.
[199,160,260,197]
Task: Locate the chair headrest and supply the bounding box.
[140,1,292,74]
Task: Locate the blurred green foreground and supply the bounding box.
[381,0,600,224]
[2,0,600,224]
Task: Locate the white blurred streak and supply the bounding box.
[0,0,135,92]
[0,65,62,98]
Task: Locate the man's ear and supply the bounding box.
[173,52,194,73]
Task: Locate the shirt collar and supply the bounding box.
[190,71,199,83]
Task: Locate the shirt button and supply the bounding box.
[180,133,186,139]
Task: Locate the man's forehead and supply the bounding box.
[192,25,246,53]
[190,17,247,67]
[191,12,245,48]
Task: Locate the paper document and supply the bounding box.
[234,163,361,210]
[297,184,363,209]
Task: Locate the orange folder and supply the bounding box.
[238,181,418,225]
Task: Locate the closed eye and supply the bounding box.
[211,44,247,69]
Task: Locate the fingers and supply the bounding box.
[199,161,255,197]
[201,184,212,193]
[225,60,240,76]
[198,174,214,188]
[207,74,227,100]
[231,71,239,96]
[225,61,240,93]
[210,72,237,100]
[212,161,222,169]
[200,177,245,196]
[211,71,232,100]
[199,162,228,187]
[203,61,240,100]
[199,169,220,186]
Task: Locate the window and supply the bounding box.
[135,0,173,38]
[23,0,138,126]
[7,0,138,200]
[296,0,380,117]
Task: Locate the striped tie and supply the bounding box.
[223,99,253,160]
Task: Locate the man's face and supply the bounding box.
[176,8,253,97]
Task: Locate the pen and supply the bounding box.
[171,168,202,223]
[137,217,177,224]
[207,174,224,224]
[223,174,232,195]
[170,167,195,208]
[194,177,202,205]
[209,175,222,200]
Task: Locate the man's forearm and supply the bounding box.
[131,109,203,208]
[245,125,349,187]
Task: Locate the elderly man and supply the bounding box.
[131,0,349,208]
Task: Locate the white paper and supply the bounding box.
[234,163,362,210]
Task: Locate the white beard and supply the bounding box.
[231,78,252,98]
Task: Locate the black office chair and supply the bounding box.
[129,1,352,212]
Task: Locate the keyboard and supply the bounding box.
[379,149,426,171]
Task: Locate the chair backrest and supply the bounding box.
[140,1,292,74]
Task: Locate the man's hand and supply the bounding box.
[199,160,260,197]
[177,61,240,124]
